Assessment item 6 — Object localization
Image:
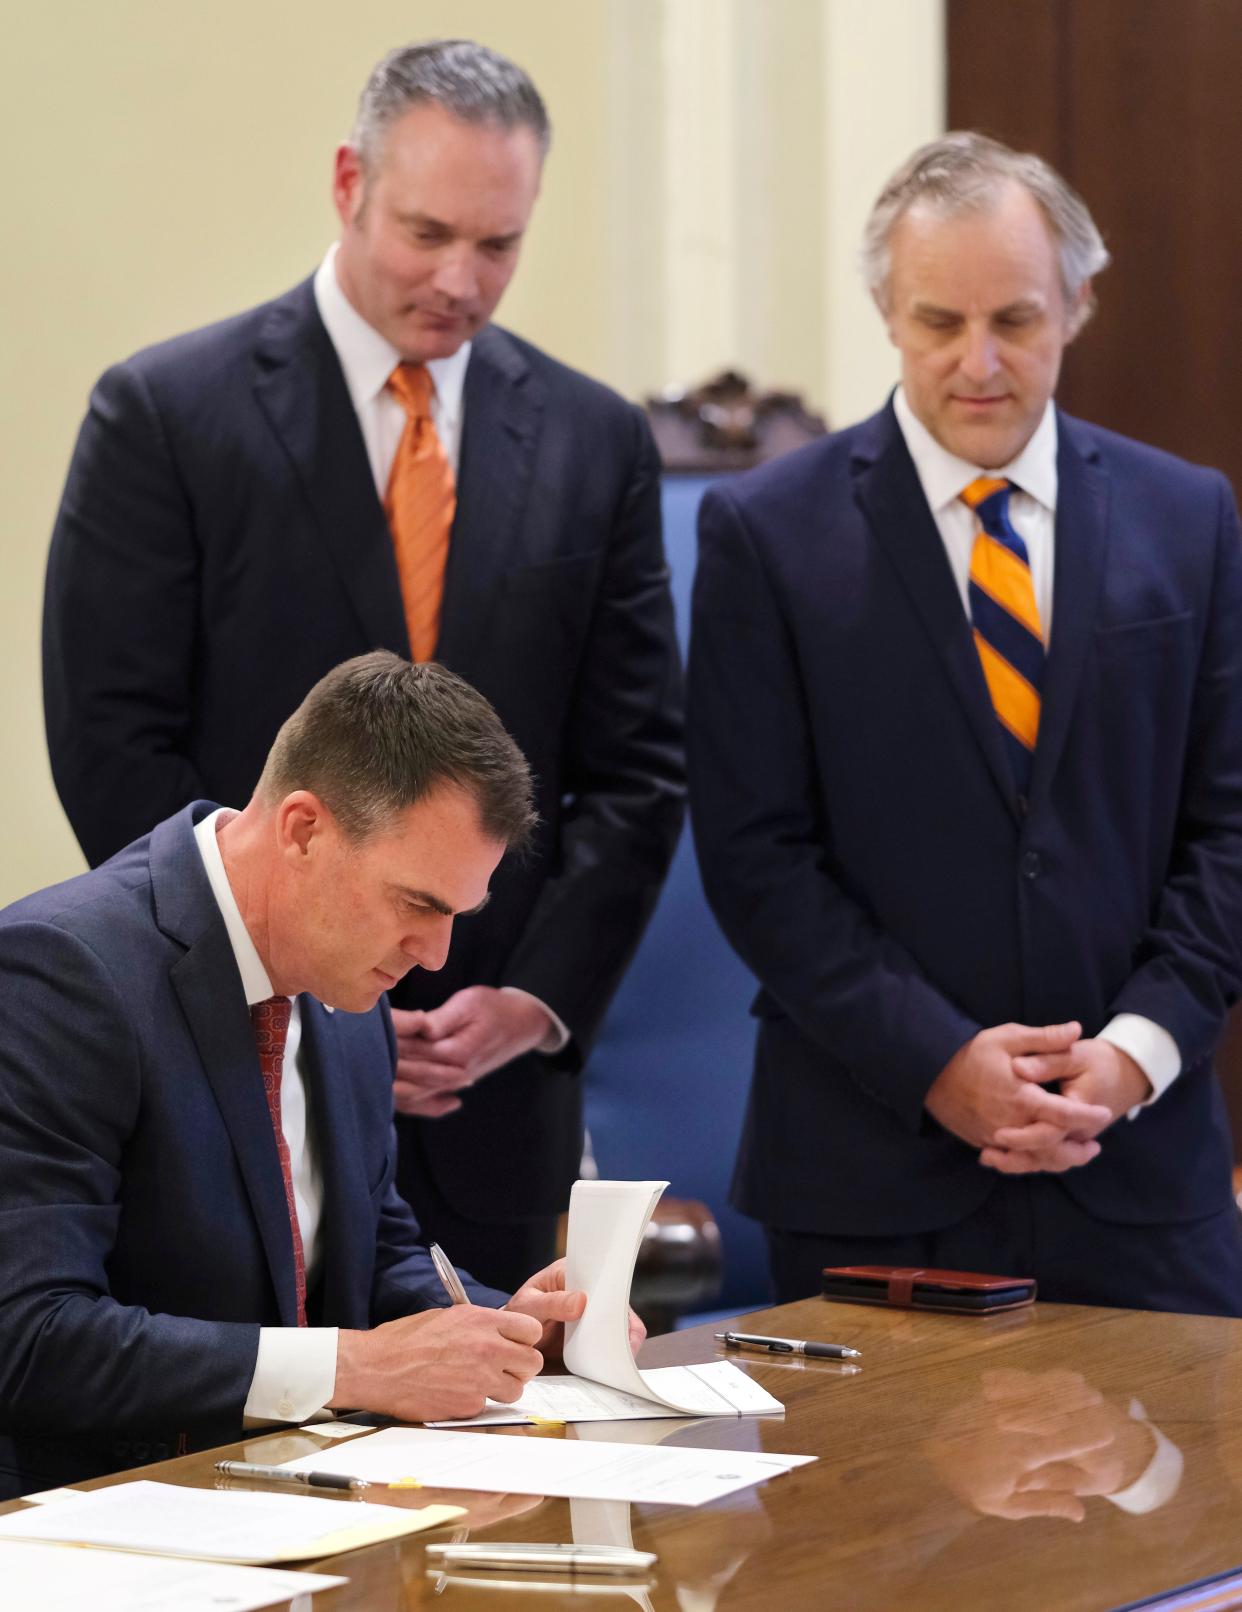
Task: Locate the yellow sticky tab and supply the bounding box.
[526,1416,565,1432]
[388,1476,423,1489]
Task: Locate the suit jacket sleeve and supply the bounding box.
[43,361,206,867]
[500,407,686,1063]
[689,483,979,1129]
[0,922,258,1443]
[370,1183,510,1319]
[367,1006,511,1317]
[1108,474,1242,1064]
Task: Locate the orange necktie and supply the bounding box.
[385,363,457,662]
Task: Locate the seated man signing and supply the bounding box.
[0,652,639,1498]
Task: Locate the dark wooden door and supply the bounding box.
[947,0,1242,501]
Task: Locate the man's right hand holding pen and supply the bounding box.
[328,1255,644,1425]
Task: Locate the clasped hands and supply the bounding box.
[392,986,555,1118]
[331,1257,647,1424]
[925,1021,1152,1174]
[926,1368,1160,1523]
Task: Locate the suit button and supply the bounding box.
[1020,850,1043,880]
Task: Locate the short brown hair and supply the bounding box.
[257,652,535,848]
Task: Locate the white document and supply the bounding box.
[0,1538,345,1612]
[278,1425,814,1508]
[0,1478,463,1563]
[429,1359,782,1427]
[430,1180,782,1427]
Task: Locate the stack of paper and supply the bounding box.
[430,1180,785,1427]
[0,1538,343,1612]
[0,1478,462,1563]
[279,1424,814,1507]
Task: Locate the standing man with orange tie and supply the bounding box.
[42,41,684,1291]
[688,133,1242,1313]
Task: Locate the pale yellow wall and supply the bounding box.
[3,0,942,905]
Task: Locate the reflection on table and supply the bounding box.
[9,1296,1242,1609]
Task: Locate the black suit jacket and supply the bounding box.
[43,278,685,1221]
[0,803,505,1496]
[688,401,1242,1238]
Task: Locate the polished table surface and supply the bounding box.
[8,1295,1242,1609]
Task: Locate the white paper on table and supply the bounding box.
[563,1180,783,1416]
[279,1425,814,1508]
[426,1180,781,1428]
[0,1538,345,1612]
[0,1478,464,1563]
[428,1358,782,1427]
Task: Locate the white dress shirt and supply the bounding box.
[313,242,470,490]
[194,810,338,1422]
[310,243,569,1056]
[892,389,1180,1108]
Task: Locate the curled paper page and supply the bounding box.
[563,1180,783,1417]
[564,1180,669,1398]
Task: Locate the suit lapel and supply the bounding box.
[1028,413,1110,806]
[299,1001,372,1327]
[436,325,544,672]
[251,279,409,655]
[853,406,1019,817]
[151,808,302,1325]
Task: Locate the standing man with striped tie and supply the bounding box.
[42,42,684,1293]
[689,133,1242,1313]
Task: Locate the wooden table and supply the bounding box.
[8,1295,1242,1609]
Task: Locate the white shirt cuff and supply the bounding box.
[243,1327,339,1423]
[499,987,570,1054]
[1105,1399,1184,1514]
[1098,1013,1181,1118]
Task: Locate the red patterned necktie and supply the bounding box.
[249,996,306,1327]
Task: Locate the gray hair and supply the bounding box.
[257,652,536,850]
[352,40,551,170]
[862,132,1110,331]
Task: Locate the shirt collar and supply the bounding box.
[893,386,1059,516]
[193,808,275,1007]
[314,242,471,429]
[192,809,334,1013]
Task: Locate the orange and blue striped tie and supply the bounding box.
[960,476,1044,792]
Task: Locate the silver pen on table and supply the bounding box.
[426,1541,657,1574]
[716,1330,862,1361]
[429,1241,472,1306]
[215,1459,368,1491]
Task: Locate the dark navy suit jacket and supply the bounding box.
[42,279,685,1224]
[0,804,504,1496]
[688,401,1242,1237]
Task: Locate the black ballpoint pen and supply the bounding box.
[215,1459,367,1491]
[715,1330,862,1361]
